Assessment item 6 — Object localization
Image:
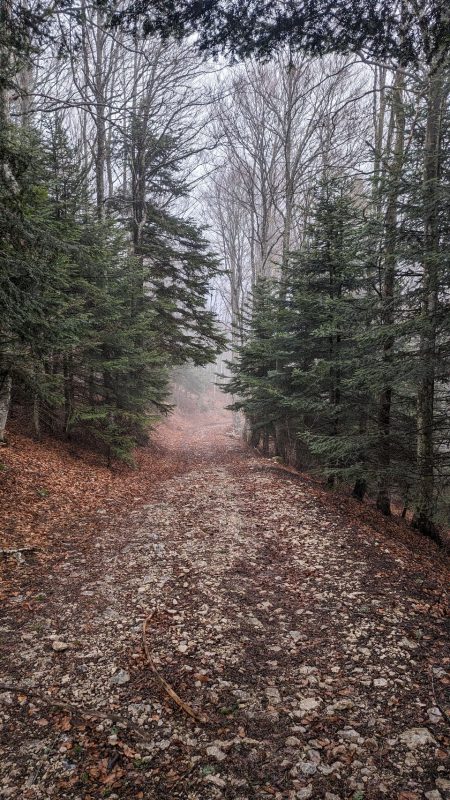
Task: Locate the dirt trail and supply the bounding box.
[0,411,449,800]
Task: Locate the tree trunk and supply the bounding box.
[0,1,15,446]
[376,69,405,516]
[373,66,387,213]
[274,422,288,461]
[412,65,446,543]
[32,392,41,441]
[0,374,12,444]
[352,479,367,501]
[327,204,343,487]
[63,355,74,437]
[94,7,106,221]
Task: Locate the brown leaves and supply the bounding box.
[88,759,124,784]
[1,404,449,800]
[57,715,72,732]
[119,742,139,759]
[0,414,204,605]
[193,672,209,683]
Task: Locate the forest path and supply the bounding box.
[0,409,448,800]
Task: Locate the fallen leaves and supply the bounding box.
[1,405,449,800]
[0,410,197,559]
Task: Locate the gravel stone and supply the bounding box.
[399,728,436,748]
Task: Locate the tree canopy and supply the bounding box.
[116,0,449,65]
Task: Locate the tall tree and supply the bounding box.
[412,60,449,537]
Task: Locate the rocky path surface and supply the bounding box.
[0,412,449,800]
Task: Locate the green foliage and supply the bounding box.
[226,180,372,473]
[116,0,445,66]
[137,204,225,366]
[0,116,224,460]
[225,166,450,524]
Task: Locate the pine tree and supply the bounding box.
[123,125,226,368]
[226,179,370,475]
[225,277,288,454]
[117,0,448,67]
[0,109,225,461]
[282,179,371,484]
[40,119,173,460]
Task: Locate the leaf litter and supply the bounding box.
[0,405,449,800]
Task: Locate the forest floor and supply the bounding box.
[0,404,449,800]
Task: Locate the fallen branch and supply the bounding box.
[0,682,150,741]
[142,612,207,724]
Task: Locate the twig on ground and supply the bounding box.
[142,611,207,724]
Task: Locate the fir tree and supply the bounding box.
[225,277,288,454]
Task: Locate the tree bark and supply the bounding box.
[0,374,12,444]
[376,69,405,516]
[63,355,74,437]
[94,7,106,221]
[412,64,446,543]
[32,392,41,441]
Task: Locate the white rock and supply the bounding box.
[285,736,301,747]
[399,637,418,649]
[297,786,313,799]
[427,706,443,724]
[110,669,130,686]
[289,631,302,643]
[337,727,360,742]
[265,687,281,703]
[204,775,226,788]
[299,761,317,776]
[399,727,436,749]
[327,699,354,713]
[325,794,341,800]
[373,678,388,688]
[425,792,443,800]
[307,749,321,764]
[159,740,171,750]
[432,667,446,678]
[206,745,227,762]
[436,778,450,793]
[52,640,69,652]
[298,697,320,711]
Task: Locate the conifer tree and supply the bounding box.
[0,112,225,461]
[226,277,287,453]
[282,179,369,484]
